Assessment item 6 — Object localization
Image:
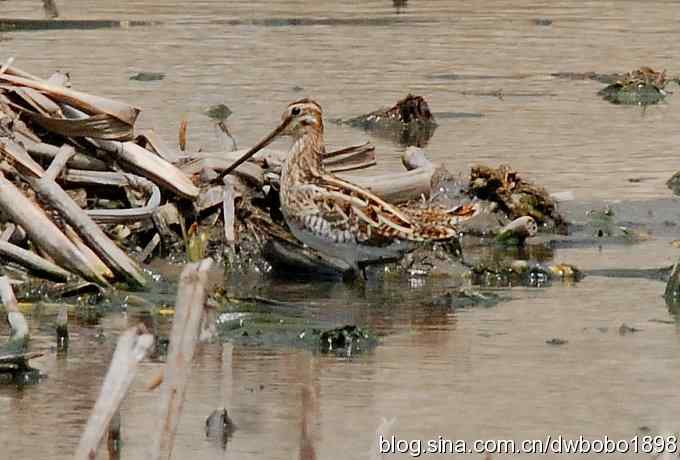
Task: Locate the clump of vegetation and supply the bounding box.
[598,67,675,105]
[468,164,566,232]
[338,94,438,146]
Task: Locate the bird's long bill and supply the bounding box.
[219,115,292,178]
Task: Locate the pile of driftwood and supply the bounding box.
[0,60,213,288]
[0,60,563,287]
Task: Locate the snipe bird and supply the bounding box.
[220,99,474,270]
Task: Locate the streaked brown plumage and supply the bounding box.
[222,99,474,268]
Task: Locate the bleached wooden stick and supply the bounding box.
[74,326,154,460]
[0,171,109,285]
[0,276,28,344]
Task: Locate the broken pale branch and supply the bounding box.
[0,240,71,282]
[74,326,153,460]
[44,144,76,181]
[0,275,28,344]
[0,171,110,285]
[223,179,236,243]
[62,170,161,224]
[340,167,437,204]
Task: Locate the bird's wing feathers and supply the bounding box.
[285,173,459,243]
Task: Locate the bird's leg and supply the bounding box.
[361,265,368,281]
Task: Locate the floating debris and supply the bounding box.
[0,350,43,385]
[627,176,654,183]
[337,94,437,146]
[469,164,566,231]
[204,103,232,121]
[666,171,680,196]
[618,323,641,335]
[597,67,673,105]
[545,337,568,346]
[319,325,375,356]
[129,72,165,82]
[533,18,552,26]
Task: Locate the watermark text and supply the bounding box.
[378,434,679,456]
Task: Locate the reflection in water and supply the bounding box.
[298,358,318,460]
[1,0,680,459]
[42,0,59,19]
[393,0,408,15]
[205,407,236,450]
[107,411,121,460]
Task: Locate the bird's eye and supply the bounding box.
[291,107,301,116]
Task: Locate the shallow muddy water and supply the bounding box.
[2,0,680,458]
